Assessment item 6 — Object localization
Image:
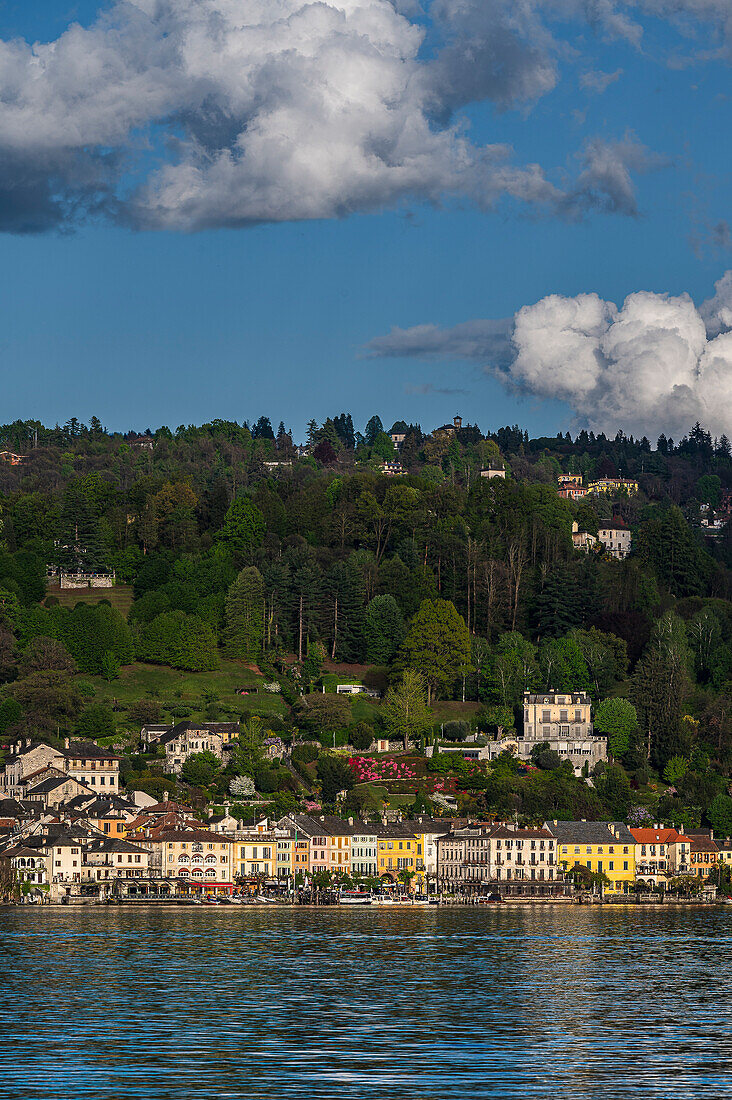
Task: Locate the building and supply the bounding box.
[278,814,354,878]
[688,830,720,880]
[413,819,452,890]
[375,822,421,883]
[25,774,93,808]
[558,476,588,500]
[480,467,506,480]
[587,477,638,495]
[0,739,120,798]
[233,834,277,884]
[156,722,239,774]
[350,827,378,877]
[142,721,239,752]
[597,518,632,560]
[630,826,691,888]
[0,451,26,466]
[146,828,234,894]
[571,522,597,552]
[519,692,607,775]
[62,740,121,793]
[378,460,406,477]
[436,824,562,895]
[546,820,636,894]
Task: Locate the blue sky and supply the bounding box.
[0,0,731,440]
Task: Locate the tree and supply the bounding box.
[128,700,163,726]
[215,496,265,565]
[400,599,472,702]
[225,567,265,660]
[317,754,354,803]
[181,751,220,788]
[75,703,116,740]
[364,595,406,664]
[10,671,84,735]
[18,636,76,676]
[382,669,432,750]
[295,693,352,731]
[172,616,219,672]
[593,698,638,759]
[530,743,562,771]
[663,756,688,785]
[594,765,632,819]
[708,794,732,838]
[364,415,384,447]
[631,612,692,768]
[231,717,266,778]
[230,775,256,799]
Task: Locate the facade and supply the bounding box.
[142,721,239,754]
[375,823,420,882]
[520,692,607,775]
[480,468,506,480]
[546,820,636,894]
[159,723,232,774]
[0,739,120,798]
[558,477,588,500]
[350,830,378,877]
[630,827,691,888]
[597,518,632,560]
[436,825,560,893]
[379,460,406,477]
[587,477,638,495]
[62,741,120,793]
[148,829,234,893]
[234,835,276,882]
[688,832,720,880]
[572,522,597,552]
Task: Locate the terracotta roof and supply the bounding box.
[630,828,683,844]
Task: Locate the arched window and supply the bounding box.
[192,843,203,853]
[179,869,190,877]
[205,855,216,864]
[178,854,190,863]
[192,869,203,878]
[205,868,216,878]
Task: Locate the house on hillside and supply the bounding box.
[597,517,631,559]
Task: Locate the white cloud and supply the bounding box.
[579,67,623,93]
[366,272,732,439]
[0,0,728,232]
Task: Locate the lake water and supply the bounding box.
[1,905,730,1099]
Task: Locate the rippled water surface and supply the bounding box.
[1,905,731,1099]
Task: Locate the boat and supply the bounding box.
[338,890,373,905]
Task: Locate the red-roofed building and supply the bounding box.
[630,826,692,888]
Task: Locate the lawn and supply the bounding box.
[45,584,135,618]
[80,659,290,725]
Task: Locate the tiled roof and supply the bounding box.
[544,820,634,845]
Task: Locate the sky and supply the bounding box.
[0,0,731,442]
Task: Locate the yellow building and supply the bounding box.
[376,825,419,884]
[152,828,234,893]
[546,820,636,894]
[587,477,638,495]
[234,834,277,883]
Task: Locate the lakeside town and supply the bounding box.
[0,721,726,906]
[0,413,729,911]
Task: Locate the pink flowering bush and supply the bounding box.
[348,757,418,783]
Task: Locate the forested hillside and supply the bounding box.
[0,412,730,832]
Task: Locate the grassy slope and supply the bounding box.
[45,584,135,618]
[82,660,289,722]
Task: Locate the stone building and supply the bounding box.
[519,691,607,775]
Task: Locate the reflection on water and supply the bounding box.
[0,906,730,1099]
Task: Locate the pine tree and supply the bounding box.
[224,567,265,661]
